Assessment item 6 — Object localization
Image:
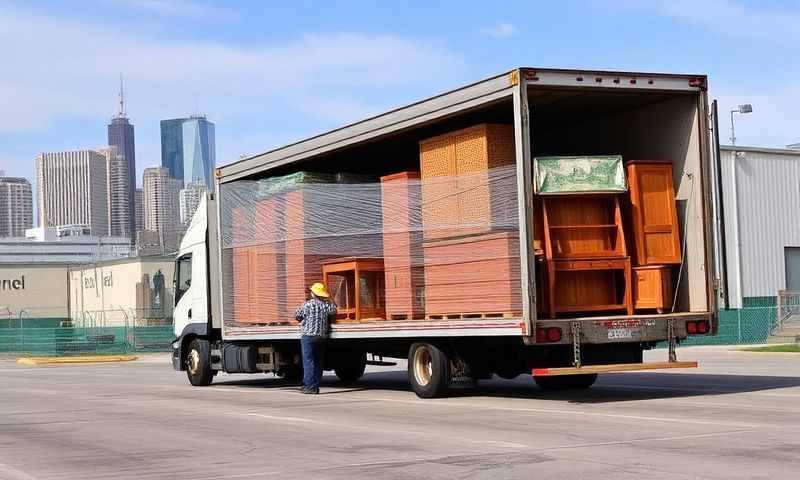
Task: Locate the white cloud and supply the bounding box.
[479,23,517,39]
[0,4,465,177]
[103,0,237,19]
[616,0,800,43]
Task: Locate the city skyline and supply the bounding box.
[21,81,215,240]
[3,1,799,193]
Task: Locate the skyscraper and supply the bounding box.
[36,150,109,236]
[107,77,136,238]
[160,115,215,189]
[179,180,205,224]
[143,167,180,237]
[101,145,133,238]
[134,187,143,233]
[0,172,33,238]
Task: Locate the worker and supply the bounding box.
[294,282,337,394]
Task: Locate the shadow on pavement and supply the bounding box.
[211,369,800,404]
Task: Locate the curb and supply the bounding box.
[16,355,139,365]
[729,349,800,356]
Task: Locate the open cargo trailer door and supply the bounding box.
[710,99,729,316]
[520,68,715,376]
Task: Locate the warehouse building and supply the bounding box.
[719,145,800,308]
[0,263,71,324]
[69,255,174,326]
[0,256,174,327]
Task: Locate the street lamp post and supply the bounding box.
[730,104,753,145]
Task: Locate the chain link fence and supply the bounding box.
[680,306,777,346]
[0,307,174,356]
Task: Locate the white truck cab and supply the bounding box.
[171,196,216,383]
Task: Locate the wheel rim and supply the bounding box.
[412,346,433,387]
[187,349,200,375]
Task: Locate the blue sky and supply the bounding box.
[2,0,799,187]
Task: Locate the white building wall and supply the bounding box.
[720,146,800,306]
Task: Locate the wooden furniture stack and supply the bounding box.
[380,172,425,320]
[542,195,634,316]
[418,123,522,317]
[322,258,386,322]
[626,161,682,313]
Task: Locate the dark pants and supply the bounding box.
[300,335,326,391]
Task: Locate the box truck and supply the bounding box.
[171,67,721,398]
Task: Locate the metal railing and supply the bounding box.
[775,290,800,335]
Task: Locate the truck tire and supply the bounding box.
[334,351,367,384]
[186,338,213,386]
[408,342,450,398]
[534,373,597,391]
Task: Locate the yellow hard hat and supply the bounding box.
[309,282,330,298]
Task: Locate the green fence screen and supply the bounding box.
[0,321,174,356]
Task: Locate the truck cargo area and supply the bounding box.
[173,68,717,398]
[218,81,712,335]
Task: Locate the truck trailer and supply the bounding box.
[171,67,720,398]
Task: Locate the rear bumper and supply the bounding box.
[533,361,698,376]
[533,312,713,345]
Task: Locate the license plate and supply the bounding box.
[608,328,633,339]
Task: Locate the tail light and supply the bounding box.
[536,327,563,343]
[696,320,710,334]
[686,320,710,335]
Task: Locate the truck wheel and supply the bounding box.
[408,342,450,398]
[186,338,213,387]
[534,374,597,391]
[334,351,367,384]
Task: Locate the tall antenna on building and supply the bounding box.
[118,73,126,118]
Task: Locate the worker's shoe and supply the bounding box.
[302,388,319,394]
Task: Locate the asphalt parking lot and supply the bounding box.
[1,346,799,480]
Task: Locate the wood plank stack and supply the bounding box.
[380,172,425,320]
[417,123,522,318]
[422,231,521,316]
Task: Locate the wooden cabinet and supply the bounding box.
[626,161,681,265]
[419,124,515,239]
[542,195,633,316]
[322,258,386,322]
[633,266,673,313]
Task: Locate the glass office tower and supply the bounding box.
[160,116,215,189]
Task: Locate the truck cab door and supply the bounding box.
[173,253,195,337]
